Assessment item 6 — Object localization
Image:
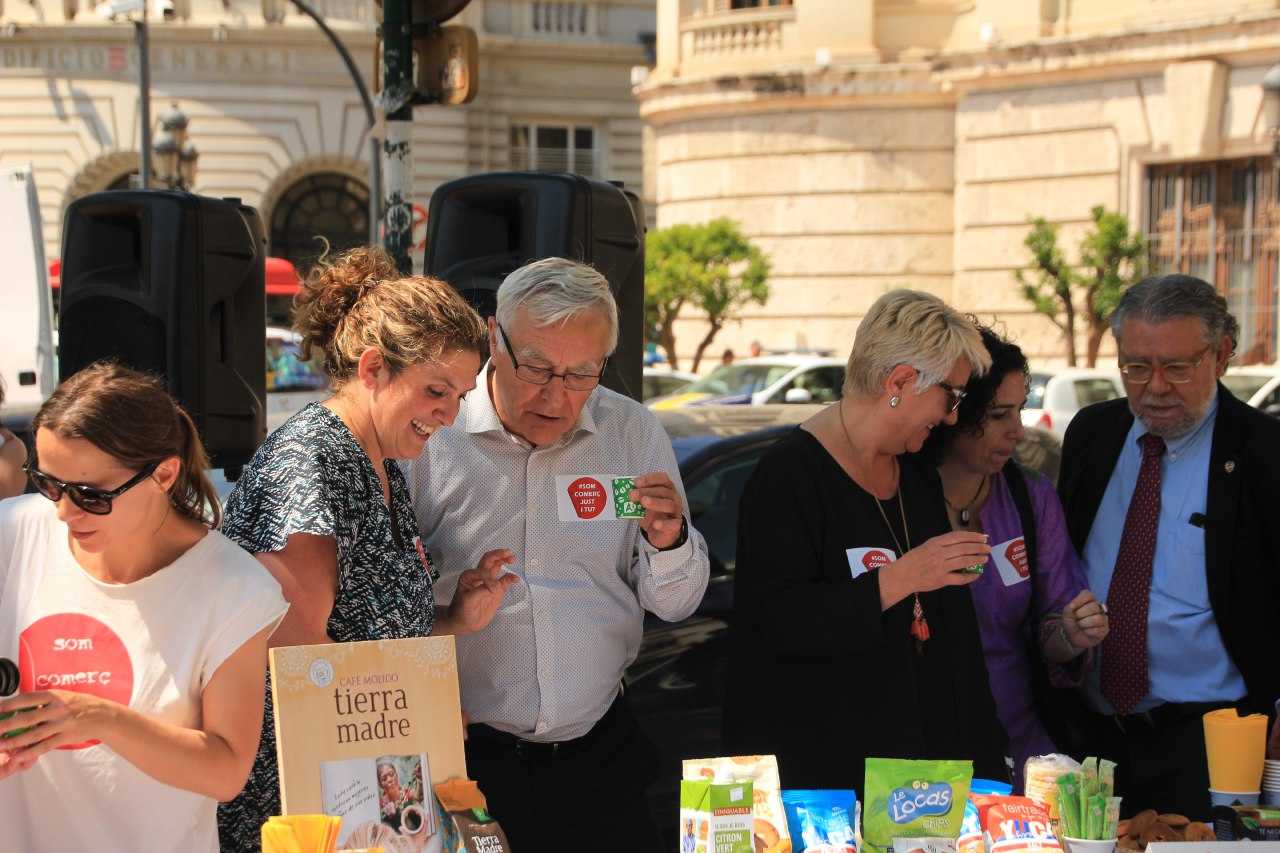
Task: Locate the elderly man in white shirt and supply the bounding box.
[409,257,710,851]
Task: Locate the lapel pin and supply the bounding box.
[1224,460,1235,473]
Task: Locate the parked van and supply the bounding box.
[0,166,57,436]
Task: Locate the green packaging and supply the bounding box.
[611,476,645,518]
[1086,794,1106,840]
[1098,759,1116,800]
[680,779,754,853]
[1056,773,1081,839]
[1104,797,1122,840]
[863,758,974,853]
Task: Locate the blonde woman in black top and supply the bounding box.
[725,289,1007,789]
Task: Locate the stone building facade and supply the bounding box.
[0,0,652,276]
[637,0,1280,366]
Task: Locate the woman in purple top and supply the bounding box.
[925,324,1110,790]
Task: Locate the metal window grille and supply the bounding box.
[509,122,596,177]
[1144,157,1280,364]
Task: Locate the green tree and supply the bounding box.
[645,218,770,372]
[1015,205,1146,366]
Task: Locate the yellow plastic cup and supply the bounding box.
[1203,709,1267,792]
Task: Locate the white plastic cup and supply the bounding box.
[1209,789,1260,807]
[1063,838,1118,853]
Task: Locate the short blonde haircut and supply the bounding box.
[844,289,991,398]
[292,246,486,384]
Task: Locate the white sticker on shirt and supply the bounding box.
[992,536,1031,586]
[555,474,645,521]
[845,546,897,580]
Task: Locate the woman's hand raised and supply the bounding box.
[878,531,989,610]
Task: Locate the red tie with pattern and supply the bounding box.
[1101,432,1166,715]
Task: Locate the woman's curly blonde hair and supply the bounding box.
[292,246,486,384]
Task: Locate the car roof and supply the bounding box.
[1225,365,1280,375]
[731,355,844,368]
[643,367,699,381]
[1030,366,1122,379]
[656,403,826,440]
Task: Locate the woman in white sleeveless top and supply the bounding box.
[0,362,288,853]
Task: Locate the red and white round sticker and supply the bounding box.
[19,613,134,749]
[567,477,607,520]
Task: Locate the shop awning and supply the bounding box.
[48,257,301,295]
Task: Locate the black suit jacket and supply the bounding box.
[1058,385,1280,716]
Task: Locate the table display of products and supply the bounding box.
[673,749,1278,853]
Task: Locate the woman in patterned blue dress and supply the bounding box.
[216,247,519,852]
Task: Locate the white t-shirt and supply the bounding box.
[0,495,289,853]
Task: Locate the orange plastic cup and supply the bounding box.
[1203,709,1267,792]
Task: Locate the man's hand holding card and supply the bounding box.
[630,471,685,550]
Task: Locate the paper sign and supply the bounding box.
[992,537,1030,586]
[845,546,897,580]
[556,474,645,521]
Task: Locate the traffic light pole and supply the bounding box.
[381,0,415,273]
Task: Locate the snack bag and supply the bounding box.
[684,755,789,853]
[957,796,986,853]
[781,790,858,853]
[863,759,974,853]
[892,840,957,853]
[681,779,755,853]
[434,780,511,853]
[978,796,1061,853]
[1023,755,1080,824]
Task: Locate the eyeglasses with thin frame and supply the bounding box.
[1119,346,1211,385]
[496,322,607,392]
[24,461,159,515]
[937,380,967,414]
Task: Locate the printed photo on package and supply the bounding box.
[320,753,437,852]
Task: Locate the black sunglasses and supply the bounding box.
[24,461,160,515]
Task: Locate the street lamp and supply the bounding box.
[152,102,198,190]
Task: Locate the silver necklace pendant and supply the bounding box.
[960,508,971,525]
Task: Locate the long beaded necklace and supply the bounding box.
[838,403,930,651]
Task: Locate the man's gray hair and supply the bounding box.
[495,257,619,354]
[1110,274,1239,350]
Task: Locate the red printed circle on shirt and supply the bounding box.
[567,477,607,519]
[862,549,892,571]
[18,613,134,749]
[1004,539,1030,579]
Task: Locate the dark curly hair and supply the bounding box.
[922,322,1029,461]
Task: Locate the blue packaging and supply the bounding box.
[782,789,859,852]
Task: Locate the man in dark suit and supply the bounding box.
[1059,273,1280,819]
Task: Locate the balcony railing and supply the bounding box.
[681,5,795,60]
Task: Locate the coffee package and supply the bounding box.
[435,779,512,853]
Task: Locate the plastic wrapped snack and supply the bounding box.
[684,755,790,853]
[863,759,974,853]
[1023,755,1080,826]
[781,790,858,853]
[978,796,1061,853]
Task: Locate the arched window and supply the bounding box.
[269,172,371,274]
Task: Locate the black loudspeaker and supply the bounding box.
[423,172,644,401]
[59,191,267,473]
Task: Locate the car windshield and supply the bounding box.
[1222,374,1271,402]
[266,338,328,392]
[682,364,796,398]
[1026,373,1050,409]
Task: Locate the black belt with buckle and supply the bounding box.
[1107,699,1243,734]
[468,692,625,762]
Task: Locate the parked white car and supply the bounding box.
[1022,367,1125,439]
[646,356,845,410]
[642,367,698,401]
[1223,365,1280,417]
